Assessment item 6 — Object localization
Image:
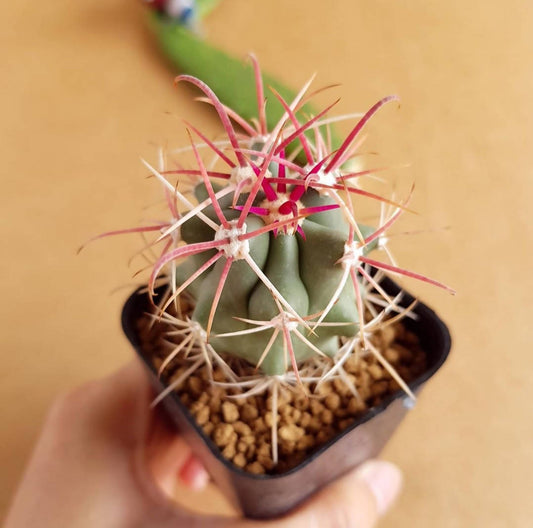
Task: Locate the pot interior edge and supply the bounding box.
[121,280,451,481]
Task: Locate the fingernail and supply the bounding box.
[189,466,209,491]
[355,460,403,516]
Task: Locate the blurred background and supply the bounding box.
[1,1,532,526]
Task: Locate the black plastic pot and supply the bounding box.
[122,278,451,519]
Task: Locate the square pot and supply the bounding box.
[121,278,451,519]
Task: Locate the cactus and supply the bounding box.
[130,59,454,385]
[82,54,453,385]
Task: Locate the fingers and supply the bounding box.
[51,361,209,490]
[44,361,151,451]
[178,454,210,490]
[145,407,208,496]
[271,460,402,528]
[146,421,192,496]
[354,461,403,517]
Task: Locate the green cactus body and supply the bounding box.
[175,184,375,375]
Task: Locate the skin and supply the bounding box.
[4,362,402,528]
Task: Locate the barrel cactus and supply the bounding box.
[121,59,452,390]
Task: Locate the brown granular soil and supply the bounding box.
[137,312,426,475]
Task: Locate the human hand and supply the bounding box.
[4,362,402,528]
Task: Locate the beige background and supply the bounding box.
[2,1,532,526]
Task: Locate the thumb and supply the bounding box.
[275,460,403,528]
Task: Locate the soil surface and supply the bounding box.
[137,309,426,474]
